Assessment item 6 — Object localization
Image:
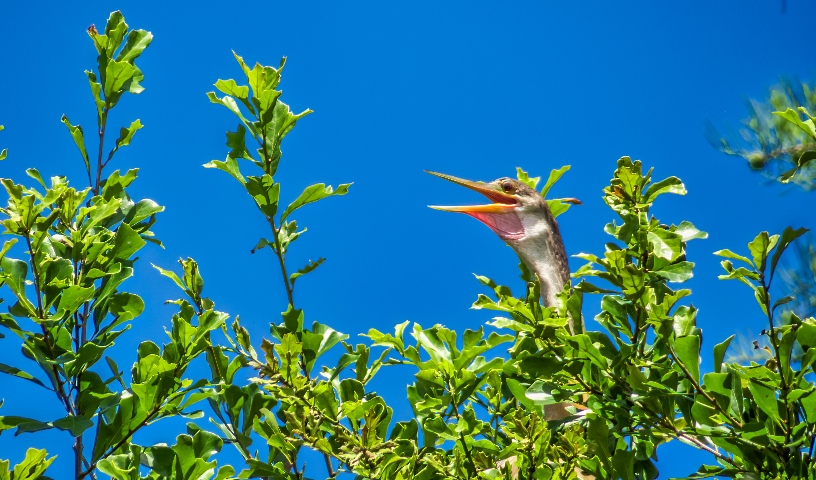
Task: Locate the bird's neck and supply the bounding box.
[512,211,571,308]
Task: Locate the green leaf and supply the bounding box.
[773,108,816,140]
[515,167,540,189]
[652,261,694,282]
[642,176,686,203]
[215,79,250,102]
[748,231,776,272]
[1,257,35,315]
[674,220,708,241]
[546,199,573,218]
[713,335,734,374]
[674,334,700,384]
[647,228,683,261]
[207,92,253,129]
[108,119,143,160]
[713,249,754,267]
[51,415,94,437]
[111,222,146,259]
[85,71,105,122]
[116,28,153,63]
[505,378,538,411]
[244,175,279,218]
[801,390,816,423]
[290,258,325,286]
[769,226,808,279]
[0,363,49,390]
[61,115,90,177]
[612,448,635,480]
[748,379,782,425]
[204,156,245,185]
[540,165,570,197]
[525,380,560,406]
[123,199,163,225]
[104,59,136,95]
[301,322,349,372]
[225,124,253,161]
[152,264,186,291]
[280,182,351,221]
[56,285,95,316]
[8,448,55,479]
[0,416,51,435]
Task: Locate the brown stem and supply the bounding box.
[269,217,294,306]
[323,452,336,478]
[92,107,108,196]
[667,342,744,429]
[24,233,44,317]
[25,231,74,413]
[760,273,794,455]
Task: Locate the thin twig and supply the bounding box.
[667,342,744,429]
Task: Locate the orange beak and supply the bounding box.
[425,171,518,213]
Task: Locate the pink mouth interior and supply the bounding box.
[466,211,524,241]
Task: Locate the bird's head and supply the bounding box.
[426,171,559,244]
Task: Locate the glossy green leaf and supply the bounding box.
[7,448,54,479]
[111,222,146,259]
[515,166,540,189]
[712,334,734,374]
[123,198,163,225]
[773,108,816,140]
[0,363,49,390]
[85,70,105,121]
[104,59,136,95]
[505,378,538,411]
[674,334,700,384]
[769,226,808,279]
[56,285,95,316]
[116,28,153,63]
[612,448,635,480]
[108,119,143,160]
[546,199,572,218]
[540,165,570,197]
[290,257,325,286]
[647,228,683,261]
[674,220,708,241]
[51,415,94,437]
[642,176,686,203]
[60,115,90,177]
[748,231,776,272]
[215,79,249,102]
[280,182,351,221]
[713,248,754,266]
[204,156,245,185]
[748,379,782,425]
[652,261,694,282]
[801,390,816,423]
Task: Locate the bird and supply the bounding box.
[426,171,577,330]
[427,170,594,479]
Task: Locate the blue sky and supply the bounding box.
[1,1,815,477]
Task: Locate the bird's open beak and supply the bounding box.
[426,170,526,241]
[425,171,517,213]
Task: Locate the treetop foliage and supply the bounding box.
[1,10,816,480]
[709,78,816,189]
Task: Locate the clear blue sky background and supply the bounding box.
[1,1,815,477]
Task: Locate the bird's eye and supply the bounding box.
[501,181,515,193]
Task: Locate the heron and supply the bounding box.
[426,171,578,330]
[428,171,593,478]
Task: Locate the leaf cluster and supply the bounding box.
[4,11,816,480]
[709,78,816,189]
